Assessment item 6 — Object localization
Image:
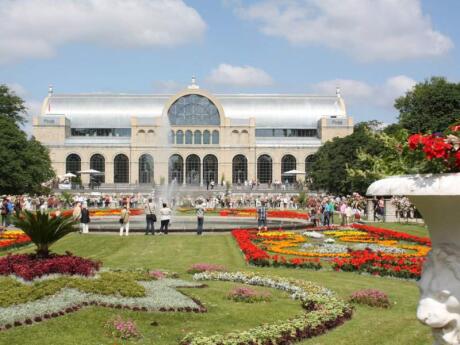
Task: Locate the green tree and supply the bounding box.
[309,122,386,195]
[0,116,55,194]
[13,211,78,258]
[0,84,26,125]
[395,77,460,133]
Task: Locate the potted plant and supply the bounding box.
[367,124,460,345]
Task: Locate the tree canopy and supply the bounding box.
[0,84,26,125]
[0,89,54,195]
[395,77,460,134]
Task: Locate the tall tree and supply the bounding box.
[395,77,460,133]
[0,114,54,195]
[0,84,26,125]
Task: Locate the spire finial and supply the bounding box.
[48,84,53,96]
[336,86,341,98]
[188,75,199,89]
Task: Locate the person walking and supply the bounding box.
[159,203,172,235]
[81,204,90,234]
[195,199,205,235]
[256,201,268,231]
[144,198,156,235]
[119,206,130,236]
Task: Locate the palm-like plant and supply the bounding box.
[13,210,79,258]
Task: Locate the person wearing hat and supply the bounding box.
[195,199,205,235]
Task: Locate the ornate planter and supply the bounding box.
[367,173,460,345]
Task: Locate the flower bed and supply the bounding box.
[182,271,352,345]
[0,230,31,251]
[349,289,390,308]
[0,272,206,331]
[220,208,309,220]
[187,263,227,274]
[56,208,144,218]
[232,224,431,279]
[0,253,101,281]
[227,286,271,303]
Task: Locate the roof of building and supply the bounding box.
[41,91,347,129]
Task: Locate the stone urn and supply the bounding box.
[367,173,460,345]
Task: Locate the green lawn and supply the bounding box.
[0,228,431,345]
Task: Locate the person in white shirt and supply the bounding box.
[159,203,172,235]
[195,199,205,235]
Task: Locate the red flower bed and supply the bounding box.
[332,249,424,279]
[0,253,101,281]
[231,230,321,270]
[220,209,309,220]
[57,208,144,218]
[351,224,431,246]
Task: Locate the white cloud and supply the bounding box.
[0,0,206,64]
[207,64,274,87]
[310,75,417,109]
[234,0,453,61]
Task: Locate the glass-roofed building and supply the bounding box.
[33,79,353,187]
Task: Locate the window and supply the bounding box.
[212,130,219,144]
[281,155,296,184]
[71,128,131,137]
[139,154,154,184]
[168,94,220,125]
[185,130,193,144]
[66,154,81,175]
[203,154,218,186]
[186,154,201,185]
[168,154,184,184]
[305,155,315,175]
[255,129,318,137]
[232,155,247,184]
[194,130,202,144]
[90,154,105,183]
[176,130,184,144]
[257,155,272,184]
[203,130,210,144]
[114,154,129,183]
[168,130,175,144]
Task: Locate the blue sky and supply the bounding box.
[0,0,459,131]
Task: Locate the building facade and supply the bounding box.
[33,81,353,186]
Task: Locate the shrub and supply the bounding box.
[104,315,141,340]
[227,286,271,303]
[349,289,390,308]
[187,263,227,274]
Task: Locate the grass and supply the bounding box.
[0,225,432,345]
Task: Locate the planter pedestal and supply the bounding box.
[368,173,460,345]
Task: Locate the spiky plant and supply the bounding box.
[13,210,79,258]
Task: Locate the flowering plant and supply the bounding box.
[187,263,227,274]
[408,123,460,171]
[104,315,141,340]
[349,289,390,308]
[227,286,271,303]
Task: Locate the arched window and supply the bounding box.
[168,130,175,144]
[139,154,154,184]
[114,154,129,183]
[232,155,247,184]
[168,94,220,125]
[194,130,202,144]
[90,154,105,183]
[203,130,210,144]
[281,155,297,184]
[186,154,201,185]
[305,155,315,175]
[168,154,183,184]
[66,154,81,176]
[176,130,184,145]
[212,130,219,144]
[185,130,193,144]
[257,155,272,184]
[203,154,218,186]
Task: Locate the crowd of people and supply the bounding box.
[1,191,380,236]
